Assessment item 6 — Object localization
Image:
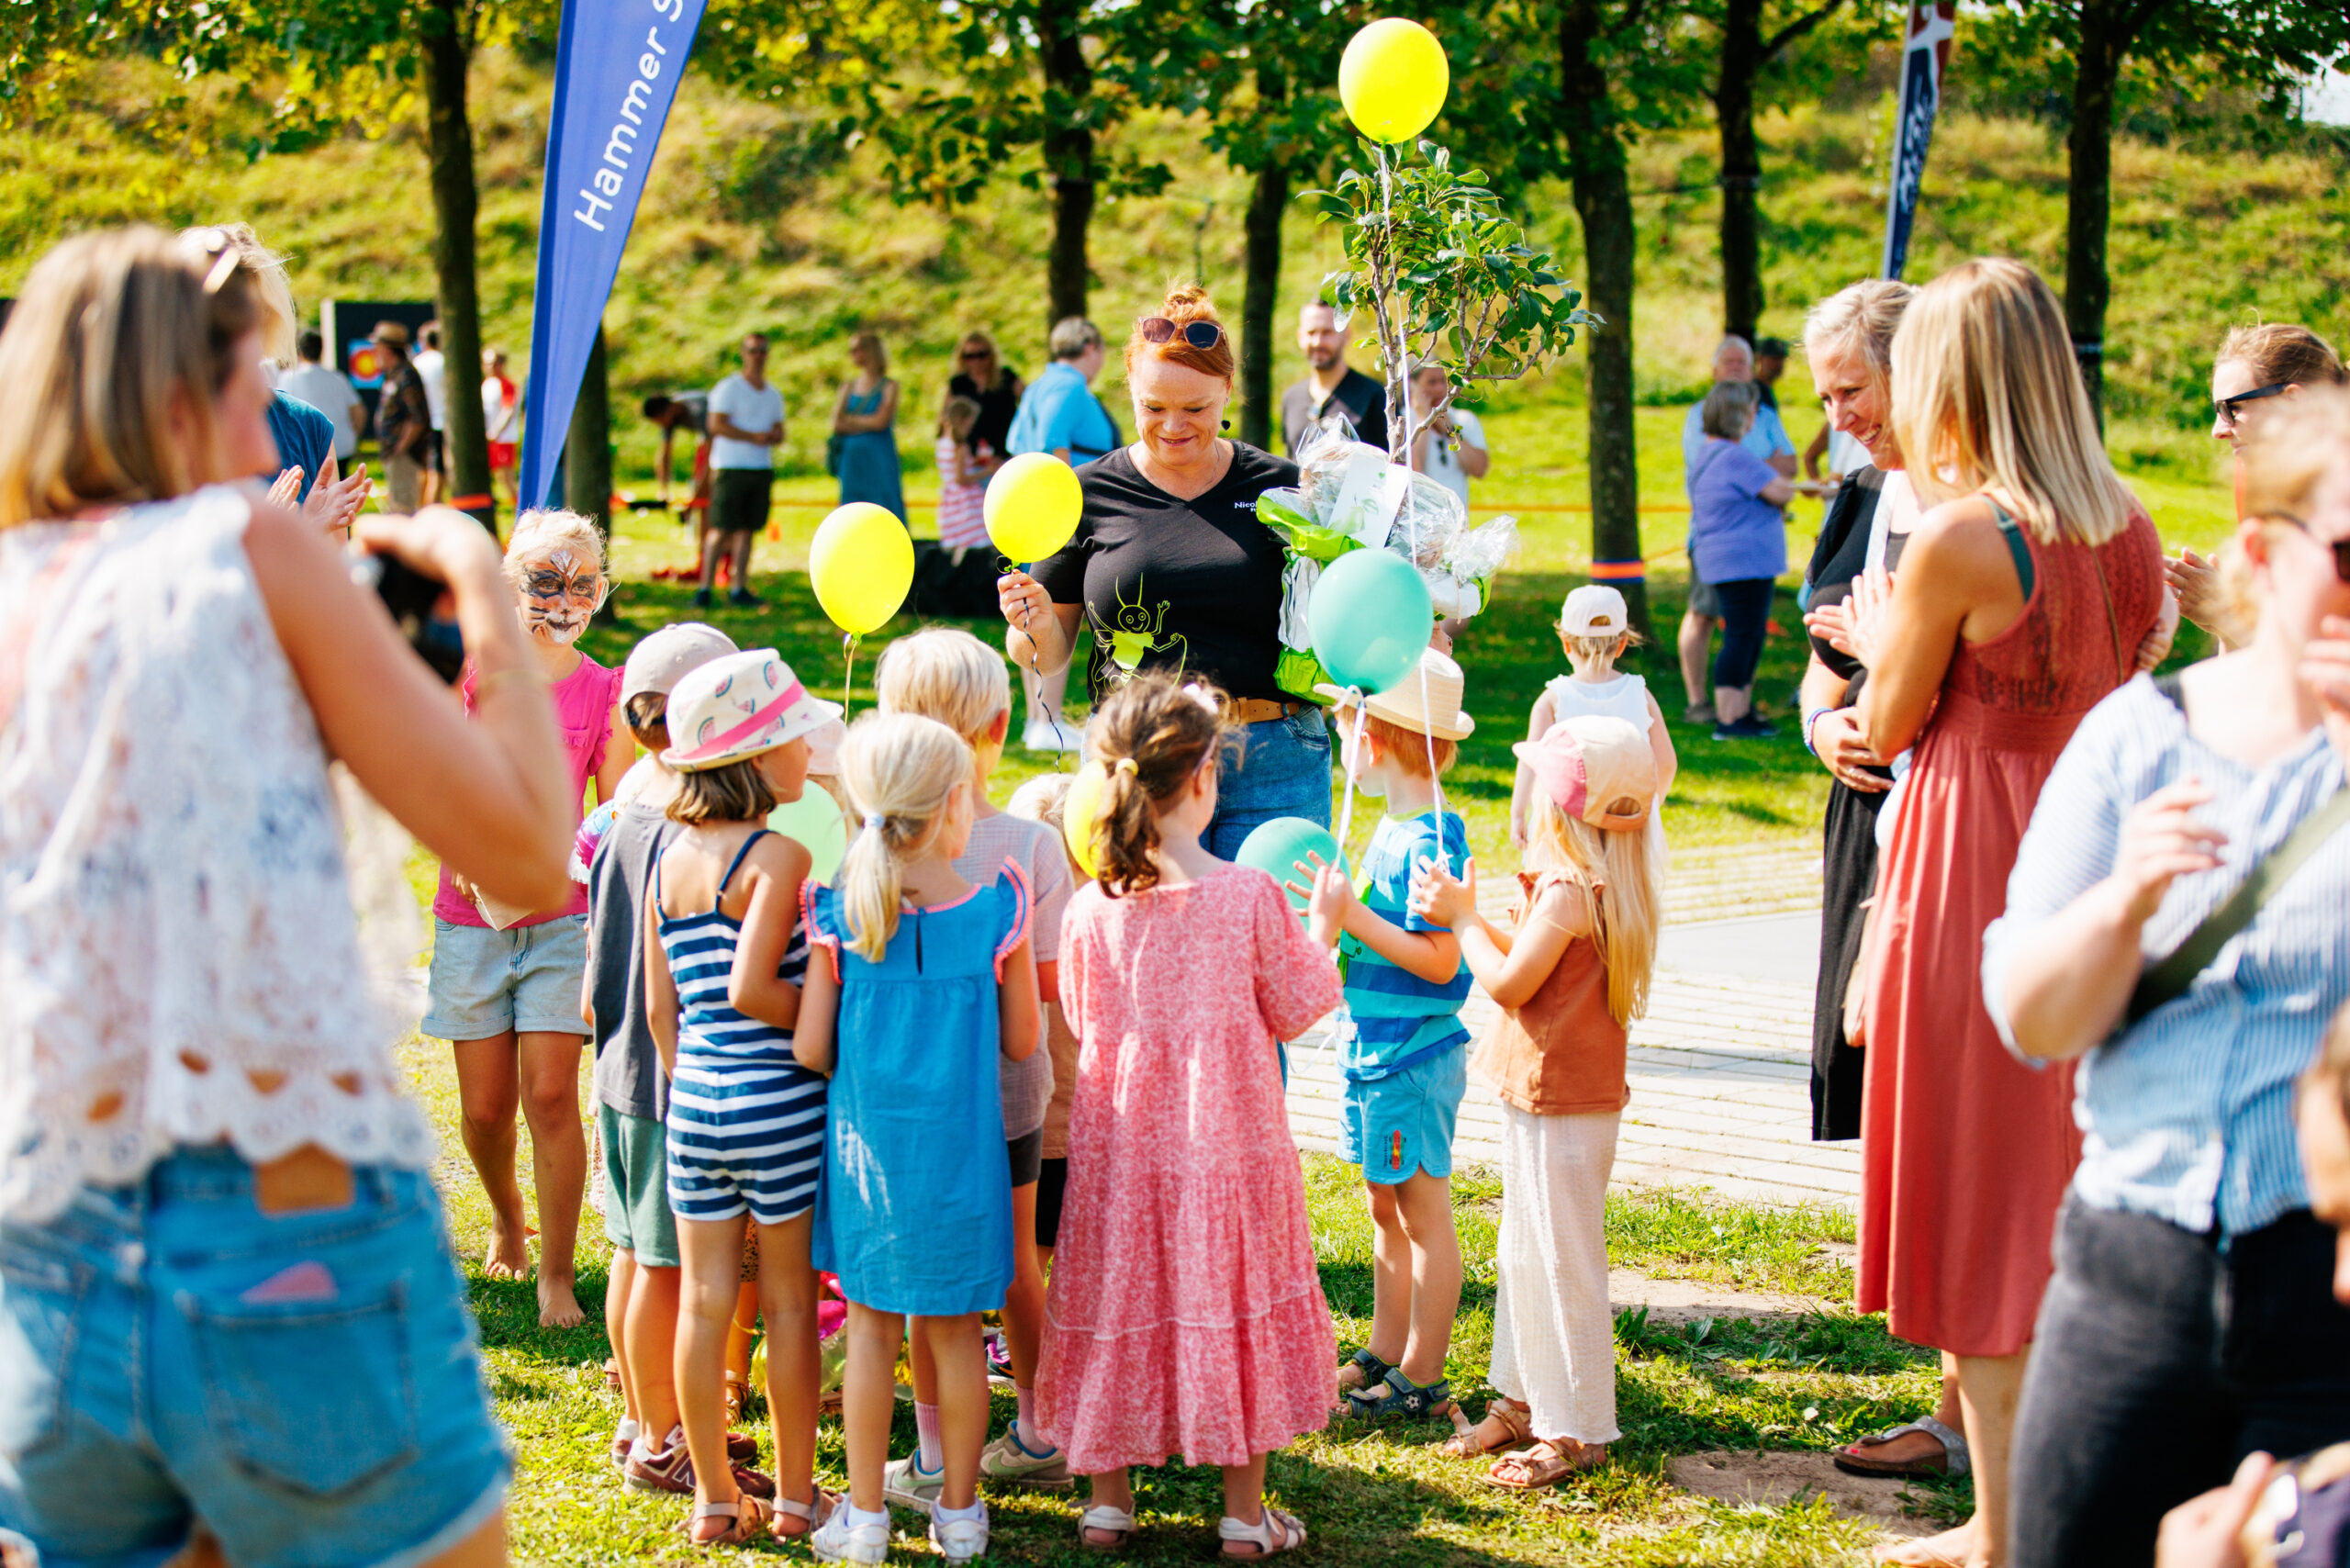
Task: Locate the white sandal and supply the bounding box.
[1219,1506,1306,1558]
[770,1487,839,1540]
[1078,1503,1136,1551]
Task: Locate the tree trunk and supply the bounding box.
[566,323,612,542]
[1716,0,1765,345]
[420,0,492,532]
[1240,72,1289,453]
[1038,0,1094,327]
[1558,0,1649,635]
[2065,0,2121,425]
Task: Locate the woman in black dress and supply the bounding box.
[947,329,1024,479]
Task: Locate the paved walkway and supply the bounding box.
[1284,842,1861,1211]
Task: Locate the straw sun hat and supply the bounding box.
[1315,648,1476,742]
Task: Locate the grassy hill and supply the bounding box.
[4,46,2341,535]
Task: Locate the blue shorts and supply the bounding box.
[1339,1046,1468,1185]
[423,913,590,1041]
[0,1148,509,1568]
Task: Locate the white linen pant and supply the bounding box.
[1488,1104,1621,1443]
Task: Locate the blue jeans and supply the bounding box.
[1205,710,1333,861]
[0,1149,509,1568]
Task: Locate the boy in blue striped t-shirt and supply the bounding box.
[1311,650,1476,1421]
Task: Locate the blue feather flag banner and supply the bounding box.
[1881,1,1956,282]
[518,0,709,510]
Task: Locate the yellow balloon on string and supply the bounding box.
[984,453,1084,564]
[1338,17,1449,144]
[1062,758,1113,880]
[809,502,913,636]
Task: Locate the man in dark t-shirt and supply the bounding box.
[1281,302,1391,458]
[373,321,431,514]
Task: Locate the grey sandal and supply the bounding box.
[1831,1415,1970,1478]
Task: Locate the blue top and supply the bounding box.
[265,391,338,502]
[1982,677,2350,1239]
[655,830,810,1070]
[835,383,905,521]
[1339,811,1472,1081]
[1680,398,1793,476]
[1006,362,1118,464]
[804,862,1031,1315]
[1685,439,1787,585]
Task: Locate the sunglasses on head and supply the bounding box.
[2215,383,2291,425]
[1139,318,1224,352]
[2275,512,2350,582]
[179,226,241,296]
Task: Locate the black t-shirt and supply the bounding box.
[1281,366,1390,458]
[1804,465,1890,686]
[1033,442,1300,704]
[950,368,1024,458]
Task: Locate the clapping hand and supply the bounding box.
[1304,859,1351,950]
[2135,583,2183,673]
[2165,548,2225,638]
[2112,778,2226,924]
[1409,857,1477,929]
[302,454,372,535]
[265,466,304,510]
[1809,708,1890,793]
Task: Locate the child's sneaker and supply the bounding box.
[979,1427,1072,1489]
[809,1505,891,1564]
[929,1502,990,1563]
[610,1417,640,1469]
[882,1451,945,1514]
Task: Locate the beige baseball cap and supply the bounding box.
[621,622,739,705]
[1514,715,1657,832]
[1560,584,1630,638]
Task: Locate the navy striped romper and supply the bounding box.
[658,829,828,1226]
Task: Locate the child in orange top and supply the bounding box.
[1413,715,1662,1490]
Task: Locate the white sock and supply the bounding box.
[848,1503,890,1531]
[934,1499,986,1526]
[615,1417,640,1443]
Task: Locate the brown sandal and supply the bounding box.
[1440,1396,1533,1458]
[603,1357,623,1392]
[1483,1439,1606,1490]
[679,1495,769,1547]
[769,1488,837,1540]
[722,1375,747,1422]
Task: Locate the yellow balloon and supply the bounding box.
[1339,18,1449,144]
[984,452,1085,564]
[808,502,913,636]
[1061,758,1112,880]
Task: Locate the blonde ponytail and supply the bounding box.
[1525,792,1662,1026]
[835,712,972,962]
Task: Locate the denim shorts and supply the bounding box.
[0,1148,509,1568]
[1205,710,1333,862]
[424,913,590,1042]
[1339,1046,1469,1185]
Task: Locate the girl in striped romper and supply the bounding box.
[645,649,845,1548]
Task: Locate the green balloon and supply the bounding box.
[1237,816,1343,912]
[1309,546,1432,694]
[768,788,850,885]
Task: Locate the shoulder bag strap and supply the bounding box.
[2126,786,2350,1026]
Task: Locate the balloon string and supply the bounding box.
[1004,557,1074,771]
[1331,692,1371,867]
[842,631,858,715]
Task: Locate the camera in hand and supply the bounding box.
[355,554,466,684]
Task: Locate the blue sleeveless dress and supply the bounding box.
[657,830,828,1226]
[836,383,906,521]
[802,863,1030,1314]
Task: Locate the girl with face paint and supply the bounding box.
[425,508,634,1329]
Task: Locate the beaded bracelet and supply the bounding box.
[1801,706,1832,758]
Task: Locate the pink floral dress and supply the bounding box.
[1036,867,1342,1473]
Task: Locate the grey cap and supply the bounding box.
[621,622,740,705]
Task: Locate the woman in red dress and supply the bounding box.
[1844,258,2169,1567]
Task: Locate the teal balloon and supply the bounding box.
[768,788,850,885]
[1309,548,1433,694]
[1238,816,1343,913]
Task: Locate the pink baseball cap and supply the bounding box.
[662,650,842,773]
[1513,715,1657,832]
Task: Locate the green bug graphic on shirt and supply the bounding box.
[1087,577,1187,684]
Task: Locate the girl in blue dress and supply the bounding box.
[796,711,1039,1565]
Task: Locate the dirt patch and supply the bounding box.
[1669,1450,1939,1540]
[1609,1268,1837,1327]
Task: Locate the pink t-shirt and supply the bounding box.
[432,651,623,928]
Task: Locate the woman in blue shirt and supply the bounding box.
[1983,387,2350,1568]
[1685,380,1795,741]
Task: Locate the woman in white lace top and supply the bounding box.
[0,230,571,1567]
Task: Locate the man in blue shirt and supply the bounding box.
[1677,336,1795,723]
[1005,317,1116,466]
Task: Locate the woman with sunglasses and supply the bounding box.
[1000,286,1334,855]
[2171,326,2345,648]
[947,330,1024,473]
[1986,385,2350,1568]
[427,509,632,1329]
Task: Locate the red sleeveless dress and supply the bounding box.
[1856,507,2163,1356]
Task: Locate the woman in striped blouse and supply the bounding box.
[1985,386,2350,1568]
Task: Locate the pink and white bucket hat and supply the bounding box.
[661,650,842,773]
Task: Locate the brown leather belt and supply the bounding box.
[1229,697,1312,725]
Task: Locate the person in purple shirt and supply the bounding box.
[1685,380,1795,740]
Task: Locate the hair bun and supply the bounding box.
[1161,283,1217,320]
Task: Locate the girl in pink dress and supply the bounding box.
[1036,674,1345,1560]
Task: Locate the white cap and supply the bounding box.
[621,622,739,704]
[1560,585,1629,638]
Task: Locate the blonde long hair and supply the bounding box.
[180,221,298,365]
[0,227,260,529]
[875,627,1011,771]
[1890,258,2137,546]
[835,712,971,961]
[1524,794,1661,1027]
